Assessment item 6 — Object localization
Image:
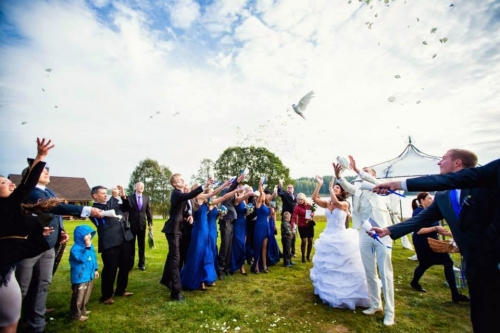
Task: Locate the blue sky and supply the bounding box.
[1,0,499,188]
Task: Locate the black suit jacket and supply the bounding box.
[220,180,239,221]
[162,186,203,235]
[128,193,153,232]
[389,186,500,281]
[92,197,134,253]
[277,186,297,215]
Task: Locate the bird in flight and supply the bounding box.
[292,90,314,120]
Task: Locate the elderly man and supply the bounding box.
[90,185,134,305]
[127,182,153,271]
[336,156,395,326]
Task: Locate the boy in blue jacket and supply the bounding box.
[69,225,99,321]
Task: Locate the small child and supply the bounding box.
[69,225,99,321]
[281,211,294,267]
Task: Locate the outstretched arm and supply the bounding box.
[312,175,328,208]
[197,179,232,200]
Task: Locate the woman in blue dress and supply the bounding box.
[251,180,272,274]
[267,203,281,266]
[230,187,254,275]
[180,180,239,291]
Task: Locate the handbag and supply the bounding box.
[308,220,316,227]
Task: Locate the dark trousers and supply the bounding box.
[218,218,233,274]
[281,237,292,265]
[291,232,296,256]
[70,280,93,319]
[161,233,182,295]
[469,275,500,333]
[412,261,460,299]
[131,228,146,268]
[100,241,132,301]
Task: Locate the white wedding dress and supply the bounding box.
[310,208,370,310]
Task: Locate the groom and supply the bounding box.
[336,158,395,326]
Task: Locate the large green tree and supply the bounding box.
[191,158,214,185]
[127,158,173,218]
[214,147,291,190]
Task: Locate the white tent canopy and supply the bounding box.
[369,137,441,179]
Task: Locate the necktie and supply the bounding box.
[138,196,142,210]
[45,187,56,198]
[449,189,461,219]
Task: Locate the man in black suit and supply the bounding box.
[179,184,194,270]
[91,185,134,305]
[277,183,297,257]
[372,149,500,333]
[217,175,244,278]
[16,160,102,333]
[160,173,211,301]
[127,182,153,271]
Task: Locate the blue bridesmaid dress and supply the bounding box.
[251,204,270,272]
[230,201,247,273]
[207,206,220,275]
[267,215,281,265]
[180,203,216,290]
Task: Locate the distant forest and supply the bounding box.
[292,175,357,195]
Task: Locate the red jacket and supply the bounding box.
[292,203,312,228]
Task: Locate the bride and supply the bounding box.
[310,173,370,310]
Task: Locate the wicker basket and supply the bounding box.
[427,238,460,254]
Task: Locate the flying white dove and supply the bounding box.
[292,90,314,120]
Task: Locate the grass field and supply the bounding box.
[42,218,472,333]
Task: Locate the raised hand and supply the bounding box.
[329,177,335,189]
[117,185,125,196]
[314,175,323,185]
[348,155,359,173]
[333,163,342,179]
[36,138,55,159]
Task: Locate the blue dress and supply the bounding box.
[267,215,281,265]
[180,203,216,290]
[231,201,247,272]
[252,204,270,272]
[207,206,220,274]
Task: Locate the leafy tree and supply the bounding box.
[214,147,291,190]
[127,158,173,218]
[191,158,214,185]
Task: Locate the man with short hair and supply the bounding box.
[336,157,395,326]
[90,185,134,305]
[16,162,101,333]
[372,149,500,333]
[127,182,153,271]
[277,183,297,257]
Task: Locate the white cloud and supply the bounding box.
[168,0,201,30]
[0,0,499,188]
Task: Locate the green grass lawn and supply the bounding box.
[43,219,472,333]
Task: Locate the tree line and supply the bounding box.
[126,146,355,217]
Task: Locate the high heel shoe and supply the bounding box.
[262,267,269,273]
[302,255,306,263]
[199,282,207,291]
[410,280,426,293]
[240,269,247,275]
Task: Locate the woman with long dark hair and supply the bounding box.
[410,192,469,302]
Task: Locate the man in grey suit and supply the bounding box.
[372,149,500,333]
[127,182,153,271]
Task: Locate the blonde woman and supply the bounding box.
[252,180,272,273]
[291,193,314,263]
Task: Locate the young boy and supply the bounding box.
[281,211,294,267]
[69,225,99,321]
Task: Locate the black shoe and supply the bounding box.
[217,273,225,280]
[170,293,186,301]
[139,266,145,271]
[410,281,426,292]
[452,293,470,303]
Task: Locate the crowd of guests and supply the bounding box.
[2,137,499,333]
